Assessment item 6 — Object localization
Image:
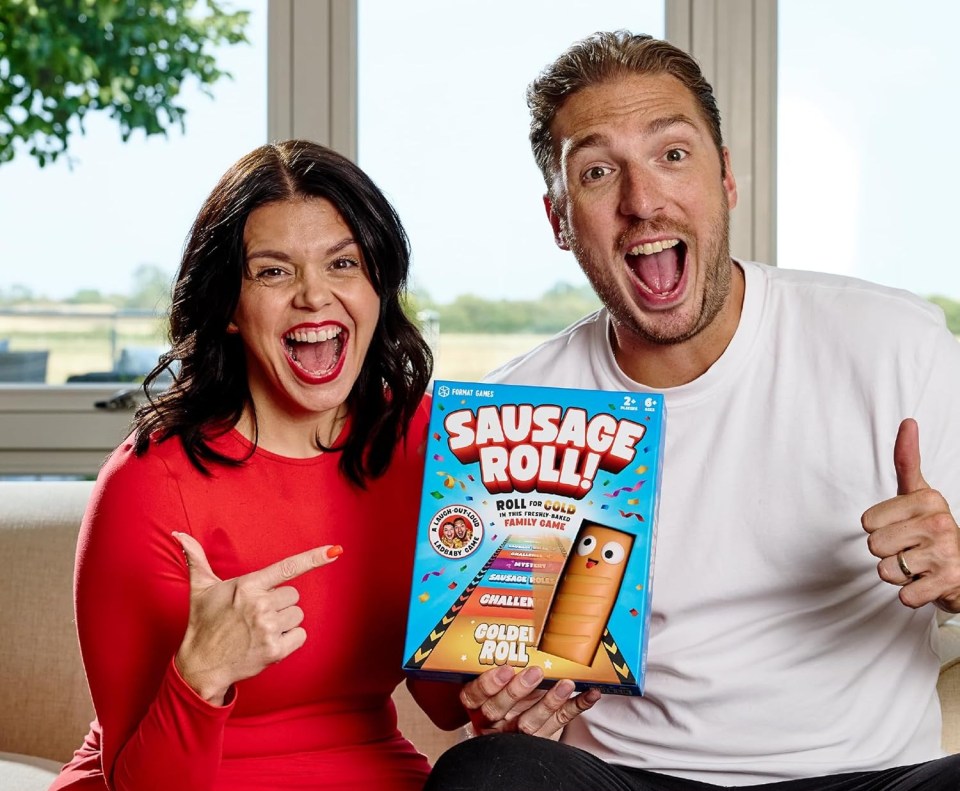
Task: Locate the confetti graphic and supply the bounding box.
[604,481,645,498]
[420,568,444,583]
[436,471,468,491]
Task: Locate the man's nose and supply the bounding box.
[618,164,666,220]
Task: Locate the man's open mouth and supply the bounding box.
[625,238,687,295]
[283,325,346,377]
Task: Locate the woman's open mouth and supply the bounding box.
[282,324,348,383]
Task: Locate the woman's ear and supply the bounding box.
[226,321,240,334]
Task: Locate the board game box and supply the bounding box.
[402,380,665,695]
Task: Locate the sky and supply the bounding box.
[777,0,960,300]
[2,0,959,303]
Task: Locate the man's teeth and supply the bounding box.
[285,326,343,344]
[628,238,680,256]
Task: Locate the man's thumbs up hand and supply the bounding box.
[863,419,960,611]
[894,418,930,496]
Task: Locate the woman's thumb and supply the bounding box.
[172,531,221,588]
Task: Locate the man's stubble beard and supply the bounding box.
[565,203,732,347]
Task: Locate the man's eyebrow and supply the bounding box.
[645,113,700,136]
[563,132,608,163]
[563,114,701,161]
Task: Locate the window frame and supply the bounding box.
[0,0,777,476]
[267,0,777,261]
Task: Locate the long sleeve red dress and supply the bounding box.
[49,398,433,791]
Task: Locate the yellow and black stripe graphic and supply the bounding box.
[601,628,636,684]
[405,538,507,669]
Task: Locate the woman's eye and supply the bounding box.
[254,266,286,280]
[331,257,361,270]
[665,149,687,163]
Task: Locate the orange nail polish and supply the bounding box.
[326,545,344,560]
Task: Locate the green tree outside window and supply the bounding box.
[0,0,249,167]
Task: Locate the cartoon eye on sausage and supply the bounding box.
[538,521,634,665]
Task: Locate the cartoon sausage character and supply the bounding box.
[539,521,633,665]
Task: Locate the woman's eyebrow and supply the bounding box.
[246,236,358,262]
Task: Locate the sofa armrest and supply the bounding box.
[0,481,96,763]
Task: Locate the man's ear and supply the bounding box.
[721,147,738,211]
[543,194,570,251]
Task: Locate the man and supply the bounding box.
[453,517,470,547]
[425,31,960,790]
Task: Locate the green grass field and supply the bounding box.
[432,333,551,382]
[0,313,167,383]
[0,311,549,384]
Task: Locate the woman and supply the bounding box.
[51,140,596,791]
[50,140,441,791]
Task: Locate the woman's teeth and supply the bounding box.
[285,326,343,344]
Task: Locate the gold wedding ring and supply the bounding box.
[897,550,917,581]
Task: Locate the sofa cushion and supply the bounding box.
[940,657,960,755]
[0,751,62,791]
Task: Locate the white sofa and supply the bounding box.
[1,480,958,790]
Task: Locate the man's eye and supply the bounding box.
[665,149,687,162]
[582,165,611,182]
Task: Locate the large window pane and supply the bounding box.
[0,2,268,384]
[778,0,960,303]
[358,2,665,380]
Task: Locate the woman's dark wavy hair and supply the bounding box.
[134,139,433,487]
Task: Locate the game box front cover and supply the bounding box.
[402,380,666,695]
